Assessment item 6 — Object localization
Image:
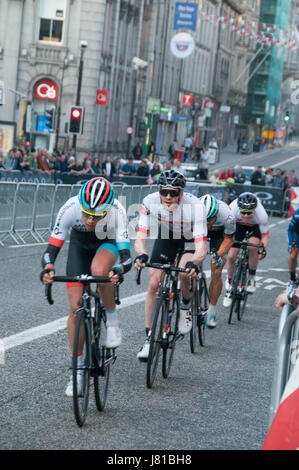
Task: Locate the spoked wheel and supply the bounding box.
[93,311,110,412]
[198,277,209,346]
[228,294,240,324]
[146,296,164,389]
[238,270,248,321]
[72,310,91,427]
[190,287,199,353]
[162,297,179,378]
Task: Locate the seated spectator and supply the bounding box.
[70,159,85,176]
[264,168,274,186]
[210,170,219,185]
[234,166,246,184]
[91,157,101,174]
[251,166,265,186]
[121,157,137,176]
[137,159,150,177]
[101,155,116,178]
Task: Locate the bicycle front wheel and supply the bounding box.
[228,261,242,325]
[72,310,91,427]
[198,276,209,346]
[162,297,179,378]
[93,310,110,412]
[238,268,248,321]
[190,282,199,353]
[147,295,164,389]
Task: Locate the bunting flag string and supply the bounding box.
[198,11,299,52]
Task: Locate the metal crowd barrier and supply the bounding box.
[0,179,287,246]
[268,304,299,426]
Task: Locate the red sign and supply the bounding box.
[34,79,58,101]
[182,94,193,107]
[96,90,108,105]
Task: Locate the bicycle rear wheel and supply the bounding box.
[72,310,91,427]
[162,297,179,378]
[146,295,164,389]
[93,308,110,412]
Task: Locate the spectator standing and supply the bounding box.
[69,159,85,176]
[272,168,285,190]
[67,156,75,171]
[121,157,137,176]
[150,162,162,181]
[137,159,150,177]
[219,167,230,183]
[168,139,177,161]
[234,166,246,184]
[195,163,208,181]
[20,153,31,171]
[82,152,91,169]
[91,157,101,174]
[286,169,298,189]
[208,136,218,150]
[112,157,121,175]
[199,146,209,179]
[132,142,143,160]
[0,151,5,170]
[147,141,156,162]
[55,153,68,173]
[101,155,116,179]
[184,135,192,161]
[251,166,265,186]
[264,168,274,186]
[4,148,15,170]
[172,158,184,174]
[84,160,96,176]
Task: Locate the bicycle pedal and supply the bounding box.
[177,333,185,341]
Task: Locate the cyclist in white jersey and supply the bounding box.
[40,177,132,396]
[199,195,236,328]
[223,192,269,307]
[134,170,207,361]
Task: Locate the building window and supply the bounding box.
[39,0,66,43]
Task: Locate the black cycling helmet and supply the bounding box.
[158,170,186,189]
[238,192,257,211]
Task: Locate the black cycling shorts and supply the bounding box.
[233,223,261,246]
[208,227,225,252]
[66,229,118,283]
[150,227,194,264]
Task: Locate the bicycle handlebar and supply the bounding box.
[234,240,264,249]
[45,274,118,305]
[136,262,190,285]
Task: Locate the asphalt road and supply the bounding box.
[0,143,299,451]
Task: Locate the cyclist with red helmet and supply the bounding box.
[40,177,132,396]
[223,191,269,307]
[134,170,207,361]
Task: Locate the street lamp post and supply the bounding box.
[72,41,87,151]
[126,57,148,159]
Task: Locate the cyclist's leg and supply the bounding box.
[247,227,262,293]
[178,251,194,334]
[207,229,225,326]
[145,268,164,331]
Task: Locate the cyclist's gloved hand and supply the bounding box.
[40,265,55,284]
[185,261,199,276]
[210,251,223,268]
[259,246,267,259]
[111,265,124,284]
[134,254,149,268]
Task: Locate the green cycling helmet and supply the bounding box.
[200,194,219,219]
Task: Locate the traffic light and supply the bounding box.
[137,119,146,138]
[69,106,84,134]
[45,108,55,132]
[284,111,290,122]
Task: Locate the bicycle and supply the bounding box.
[228,232,263,324]
[189,264,209,353]
[45,274,120,427]
[136,254,189,389]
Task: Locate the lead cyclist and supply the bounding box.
[40,177,132,396]
[134,170,208,361]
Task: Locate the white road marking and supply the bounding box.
[271,153,299,168]
[1,291,147,352]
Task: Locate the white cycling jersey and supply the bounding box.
[137,191,207,242]
[229,198,269,235]
[49,196,129,249]
[209,200,236,235]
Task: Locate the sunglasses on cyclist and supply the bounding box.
[240,210,254,215]
[81,205,107,219]
[159,188,181,198]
